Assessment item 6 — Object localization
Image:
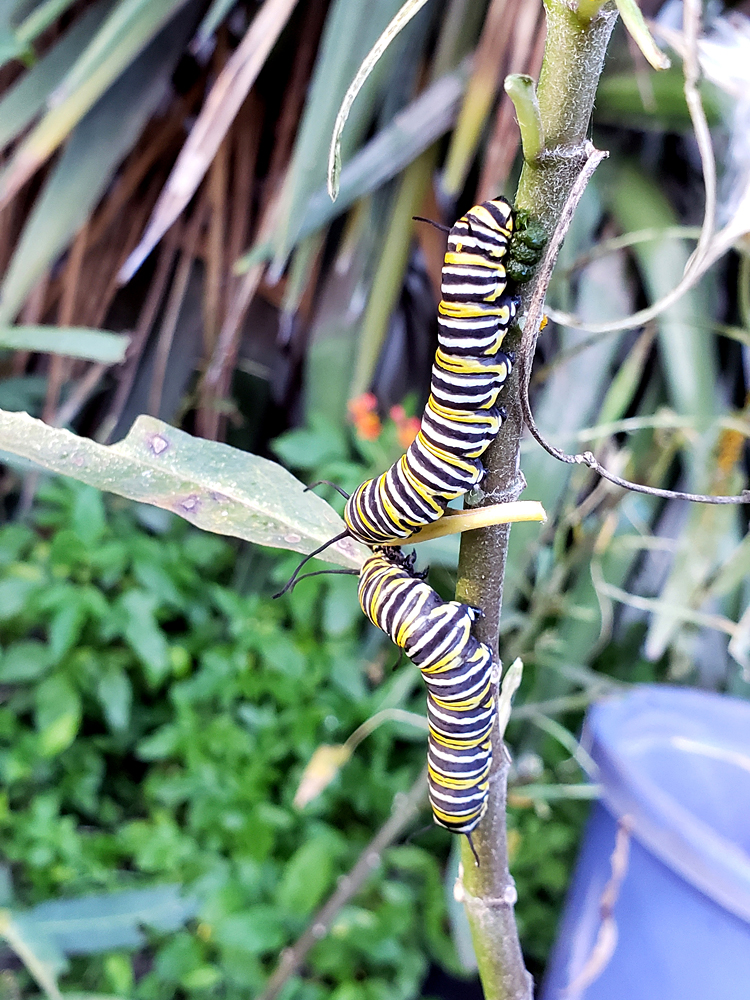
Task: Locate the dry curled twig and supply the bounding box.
[562,817,633,998]
[545,0,742,339]
[519,145,750,506]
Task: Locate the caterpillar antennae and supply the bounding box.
[304,480,351,500]
[273,530,350,598]
[390,649,405,672]
[413,215,450,234]
[466,832,480,867]
[293,568,359,585]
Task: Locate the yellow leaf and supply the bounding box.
[293,744,352,808]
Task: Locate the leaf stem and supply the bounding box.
[504,75,544,164]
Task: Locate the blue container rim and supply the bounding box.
[584,684,750,923]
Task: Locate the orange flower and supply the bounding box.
[348,392,382,441]
[390,404,420,448]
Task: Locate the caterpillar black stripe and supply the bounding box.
[344,198,517,545]
[358,547,497,838]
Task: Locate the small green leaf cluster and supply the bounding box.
[510,805,584,965]
[507,210,548,284]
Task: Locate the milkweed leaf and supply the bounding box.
[0,409,366,569]
[24,885,198,954]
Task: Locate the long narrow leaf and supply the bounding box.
[14,0,79,46]
[194,0,239,48]
[27,885,197,954]
[0,0,191,210]
[268,0,406,274]
[235,62,468,272]
[327,0,433,200]
[0,0,114,150]
[614,0,669,71]
[0,0,198,324]
[0,325,128,362]
[0,410,367,569]
[50,0,187,102]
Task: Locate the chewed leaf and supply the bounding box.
[0,410,367,570]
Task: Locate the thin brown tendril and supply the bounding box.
[519,146,750,507]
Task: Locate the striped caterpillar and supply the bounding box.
[277,198,544,594]
[358,546,497,846]
[344,198,517,544]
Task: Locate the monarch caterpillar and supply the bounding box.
[275,200,546,596]
[344,198,517,545]
[358,546,496,843]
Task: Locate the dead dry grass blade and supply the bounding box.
[42,218,90,422]
[562,819,632,998]
[119,0,301,285]
[148,199,206,417]
[98,224,183,443]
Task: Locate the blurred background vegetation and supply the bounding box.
[0,0,748,997]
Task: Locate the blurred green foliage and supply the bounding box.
[0,476,585,997]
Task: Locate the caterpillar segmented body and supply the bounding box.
[358,547,496,834]
[344,197,517,545]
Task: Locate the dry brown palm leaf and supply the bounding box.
[119,0,301,285]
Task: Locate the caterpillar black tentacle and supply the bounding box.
[358,546,497,836]
[305,480,351,500]
[272,529,349,598]
[413,215,451,234]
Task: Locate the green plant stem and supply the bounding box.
[516,0,619,228]
[349,147,436,398]
[454,3,619,998]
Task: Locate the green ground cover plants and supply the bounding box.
[0,477,583,998]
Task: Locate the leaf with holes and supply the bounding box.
[0,409,365,569]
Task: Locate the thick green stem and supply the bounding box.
[516,0,618,226]
[455,3,619,998]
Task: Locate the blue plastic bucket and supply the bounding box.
[540,685,750,1000]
